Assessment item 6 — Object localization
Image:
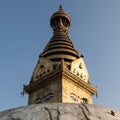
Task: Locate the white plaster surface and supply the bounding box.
[0,103,120,120]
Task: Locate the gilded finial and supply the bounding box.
[59,5,63,11]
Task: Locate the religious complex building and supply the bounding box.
[24,6,97,105]
[1,6,120,120]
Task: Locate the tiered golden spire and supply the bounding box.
[40,6,80,62]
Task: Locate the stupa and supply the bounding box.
[1,6,119,120]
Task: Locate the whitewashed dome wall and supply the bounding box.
[0,103,120,120]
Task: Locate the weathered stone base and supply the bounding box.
[0,103,120,120]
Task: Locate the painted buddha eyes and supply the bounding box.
[70,93,88,103]
[70,95,78,102]
[70,93,78,102]
[35,93,54,104]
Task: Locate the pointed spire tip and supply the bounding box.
[59,5,63,11]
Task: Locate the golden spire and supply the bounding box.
[40,6,80,61]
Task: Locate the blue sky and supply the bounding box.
[0,0,120,111]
